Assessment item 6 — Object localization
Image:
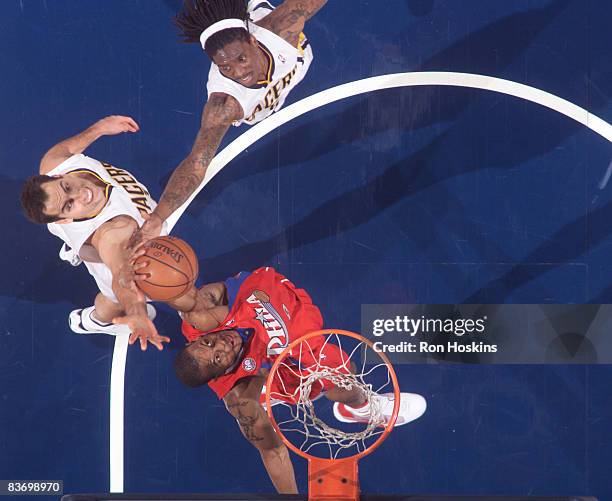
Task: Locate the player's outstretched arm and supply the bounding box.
[171,282,229,332]
[92,216,170,351]
[116,246,228,332]
[136,94,243,242]
[39,115,139,175]
[257,0,328,46]
[224,378,298,494]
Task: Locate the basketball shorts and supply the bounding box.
[268,334,352,405]
[84,260,117,302]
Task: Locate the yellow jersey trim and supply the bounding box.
[256,42,275,85]
[67,169,113,222]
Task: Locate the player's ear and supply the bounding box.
[249,34,258,47]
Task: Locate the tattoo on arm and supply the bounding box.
[237,414,265,443]
[160,164,202,217]
[227,401,265,443]
[156,94,242,219]
[259,0,327,44]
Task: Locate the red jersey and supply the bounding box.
[181,267,324,399]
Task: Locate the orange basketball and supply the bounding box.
[135,236,199,301]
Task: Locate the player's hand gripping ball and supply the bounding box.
[134,236,198,301]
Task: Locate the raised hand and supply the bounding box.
[94,115,140,136]
[112,313,170,351]
[117,245,149,292]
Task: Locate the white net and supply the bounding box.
[267,332,396,459]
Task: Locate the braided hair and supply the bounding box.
[175,0,250,58]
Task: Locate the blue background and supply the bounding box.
[1,0,611,499]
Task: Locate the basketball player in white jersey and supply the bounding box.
[135,0,327,242]
[20,115,170,351]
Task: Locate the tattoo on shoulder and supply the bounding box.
[261,0,326,43]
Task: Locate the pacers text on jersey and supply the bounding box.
[102,162,152,215]
[244,65,297,123]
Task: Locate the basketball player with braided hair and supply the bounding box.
[134,0,327,243]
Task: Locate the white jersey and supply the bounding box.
[206,1,313,126]
[45,154,164,301]
[47,154,156,259]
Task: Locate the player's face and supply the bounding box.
[190,330,243,377]
[211,36,267,88]
[42,174,107,222]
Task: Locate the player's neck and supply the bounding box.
[70,171,107,188]
[255,45,271,83]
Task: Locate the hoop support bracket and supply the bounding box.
[308,457,359,501]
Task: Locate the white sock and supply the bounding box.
[89,308,112,326]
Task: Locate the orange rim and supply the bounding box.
[265,328,400,461]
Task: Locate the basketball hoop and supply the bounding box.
[265,329,400,501]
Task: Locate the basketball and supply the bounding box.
[135,236,199,301]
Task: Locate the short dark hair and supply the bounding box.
[20,175,61,224]
[174,344,218,387]
[174,0,250,58]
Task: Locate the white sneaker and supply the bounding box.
[69,304,157,336]
[333,392,427,427]
[146,303,157,321]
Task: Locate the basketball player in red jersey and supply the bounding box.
[157,266,427,494]
[132,0,328,245]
